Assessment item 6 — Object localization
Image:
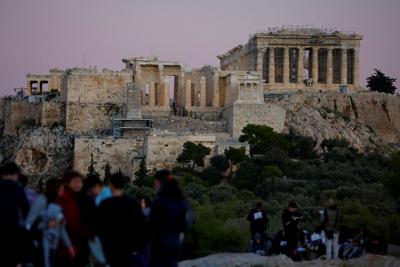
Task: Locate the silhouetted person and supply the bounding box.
[282,201,302,260]
[150,170,191,267]
[97,172,148,267]
[57,171,93,267]
[321,198,341,259]
[0,162,29,267]
[247,202,268,239]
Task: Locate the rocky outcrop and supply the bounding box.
[5,126,74,180]
[179,253,400,267]
[266,91,400,152]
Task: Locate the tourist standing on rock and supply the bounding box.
[282,201,302,260]
[57,170,94,267]
[0,162,30,267]
[247,201,268,239]
[150,170,193,267]
[97,172,148,267]
[26,178,75,267]
[321,198,341,260]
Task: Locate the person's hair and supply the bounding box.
[62,170,83,185]
[288,201,298,209]
[84,175,102,191]
[0,162,20,177]
[45,178,63,203]
[154,169,184,201]
[142,197,151,208]
[256,201,263,209]
[108,172,127,189]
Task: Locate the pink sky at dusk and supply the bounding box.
[0,0,399,95]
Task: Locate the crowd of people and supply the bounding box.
[0,162,192,267]
[247,200,388,261]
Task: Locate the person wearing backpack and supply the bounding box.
[321,198,341,260]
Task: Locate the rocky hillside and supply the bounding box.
[179,253,400,267]
[268,91,400,152]
[0,126,73,181]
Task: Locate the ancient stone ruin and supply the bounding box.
[1,27,399,179]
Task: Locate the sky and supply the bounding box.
[0,0,399,95]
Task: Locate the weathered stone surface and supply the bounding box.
[13,126,73,179]
[179,253,400,267]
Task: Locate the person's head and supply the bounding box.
[154,169,184,201]
[288,201,298,212]
[62,170,84,193]
[45,178,64,203]
[256,201,263,210]
[0,162,20,181]
[141,197,151,209]
[254,233,262,244]
[85,175,103,197]
[154,169,172,192]
[108,172,127,196]
[327,198,336,207]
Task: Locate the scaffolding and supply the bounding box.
[318,48,328,83]
[274,48,284,83]
[332,49,342,84]
[262,48,270,82]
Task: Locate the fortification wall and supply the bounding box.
[224,103,287,138]
[2,101,42,135]
[74,138,144,178]
[146,134,216,170]
[41,102,65,127]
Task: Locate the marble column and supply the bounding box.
[27,80,32,96]
[283,47,290,84]
[185,79,192,108]
[327,47,333,85]
[341,49,348,84]
[297,47,304,83]
[353,48,360,86]
[312,47,319,84]
[200,76,206,108]
[149,82,155,106]
[256,49,264,74]
[268,47,275,84]
[212,72,220,107]
[163,78,170,107]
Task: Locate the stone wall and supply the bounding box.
[2,101,42,135]
[74,138,144,178]
[65,70,132,134]
[146,134,216,170]
[224,103,287,138]
[41,102,65,127]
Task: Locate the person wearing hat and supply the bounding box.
[321,198,341,259]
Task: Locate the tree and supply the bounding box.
[210,155,229,173]
[239,124,288,157]
[262,165,283,193]
[177,141,211,169]
[367,69,397,94]
[224,147,247,178]
[87,153,100,178]
[102,162,111,183]
[134,158,148,187]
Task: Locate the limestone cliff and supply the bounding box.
[267,91,400,152]
[0,126,73,180]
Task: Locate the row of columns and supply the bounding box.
[265,46,359,85]
[183,77,207,108]
[148,78,170,107]
[27,80,48,96]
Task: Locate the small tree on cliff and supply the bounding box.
[177,141,211,169]
[224,147,247,178]
[367,69,397,94]
[134,157,149,187]
[87,153,100,178]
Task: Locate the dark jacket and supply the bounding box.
[98,195,148,267]
[247,208,268,236]
[322,205,341,233]
[282,208,301,235]
[0,179,30,265]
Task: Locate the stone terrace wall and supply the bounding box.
[74,138,144,178]
[66,70,133,134]
[224,103,287,138]
[146,134,216,170]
